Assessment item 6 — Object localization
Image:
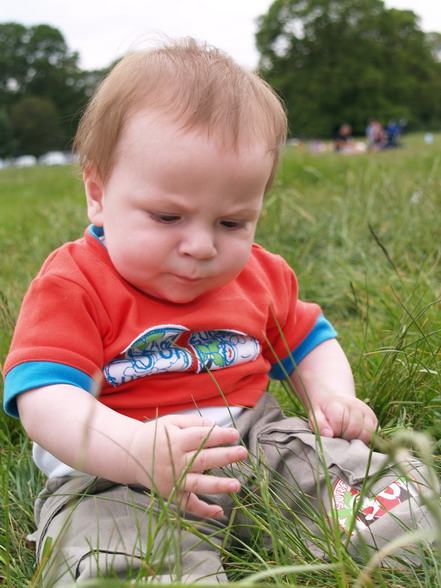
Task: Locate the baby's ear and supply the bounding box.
[84,166,105,226]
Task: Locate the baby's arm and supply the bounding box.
[289,338,377,444]
[17,385,246,518]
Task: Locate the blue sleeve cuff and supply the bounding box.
[3,362,96,418]
[268,314,337,380]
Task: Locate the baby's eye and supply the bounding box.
[220,220,246,230]
[148,212,181,224]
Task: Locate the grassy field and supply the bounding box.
[1,133,440,586]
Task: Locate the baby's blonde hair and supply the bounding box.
[74,38,287,191]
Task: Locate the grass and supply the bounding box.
[1,133,440,586]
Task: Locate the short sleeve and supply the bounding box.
[3,274,105,417]
[268,313,337,379]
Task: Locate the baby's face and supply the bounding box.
[85,110,273,303]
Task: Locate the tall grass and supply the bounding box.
[1,134,440,586]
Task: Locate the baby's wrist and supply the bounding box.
[124,421,151,485]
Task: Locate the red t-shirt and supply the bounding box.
[4,227,324,420]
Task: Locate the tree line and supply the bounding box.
[0,23,105,159]
[256,0,441,138]
[1,1,440,158]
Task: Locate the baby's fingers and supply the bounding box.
[188,445,247,472]
[308,406,334,438]
[356,415,377,445]
[178,491,225,519]
[184,472,241,496]
[324,400,376,444]
[180,426,240,452]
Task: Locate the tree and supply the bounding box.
[0,108,16,158]
[0,23,28,102]
[1,24,80,100]
[23,25,89,133]
[10,96,64,157]
[255,0,441,137]
[0,23,95,155]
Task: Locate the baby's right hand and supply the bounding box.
[127,415,246,519]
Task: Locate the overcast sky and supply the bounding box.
[2,0,440,71]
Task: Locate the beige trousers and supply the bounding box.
[33,394,436,586]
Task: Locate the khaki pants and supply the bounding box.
[33,394,436,586]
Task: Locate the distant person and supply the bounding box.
[3,38,436,585]
[310,137,326,152]
[385,119,406,148]
[334,123,354,152]
[366,118,386,151]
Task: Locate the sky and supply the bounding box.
[1,0,440,71]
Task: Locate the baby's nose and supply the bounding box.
[178,229,217,259]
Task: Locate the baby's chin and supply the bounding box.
[138,284,215,305]
[133,270,241,304]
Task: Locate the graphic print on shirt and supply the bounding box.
[104,324,260,386]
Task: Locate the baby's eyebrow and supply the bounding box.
[225,206,262,217]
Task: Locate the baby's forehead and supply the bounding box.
[113,109,273,180]
[120,105,275,155]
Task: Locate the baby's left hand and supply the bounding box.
[309,393,378,445]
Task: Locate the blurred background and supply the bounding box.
[0,0,440,162]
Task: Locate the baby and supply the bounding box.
[3,38,434,585]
